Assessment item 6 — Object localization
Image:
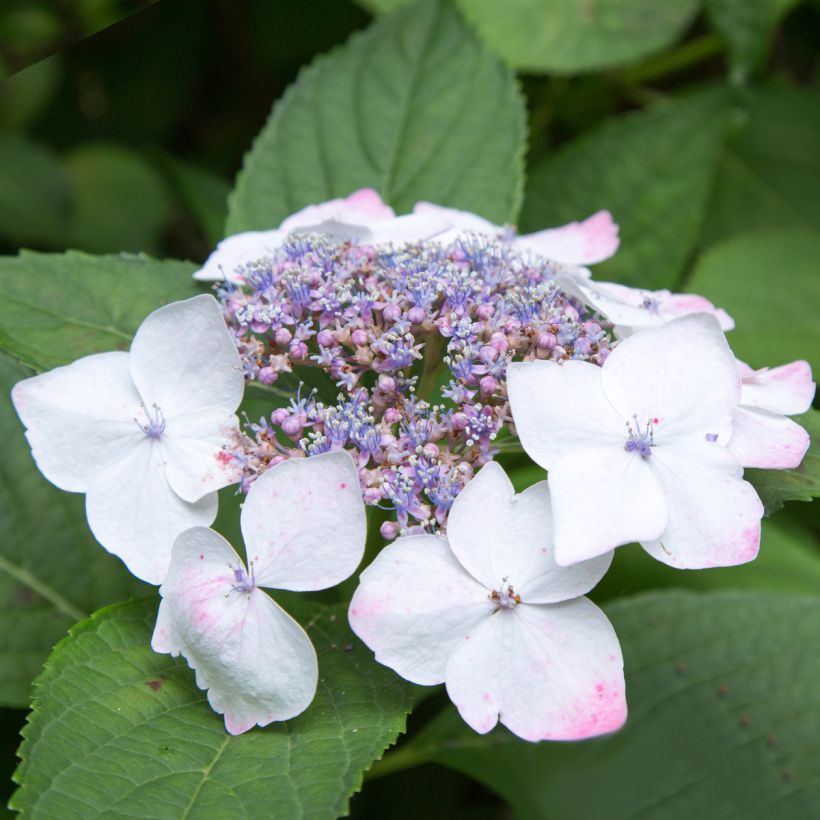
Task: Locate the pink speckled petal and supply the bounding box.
[10,351,142,492]
[601,314,739,444]
[241,451,366,591]
[193,230,284,283]
[548,446,667,566]
[516,210,620,265]
[445,598,626,741]
[153,527,317,734]
[348,534,491,685]
[729,407,810,470]
[446,462,612,600]
[162,411,242,502]
[507,359,624,469]
[129,295,244,423]
[740,360,815,416]
[643,441,763,568]
[86,437,217,584]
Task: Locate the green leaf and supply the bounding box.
[0,353,148,706]
[747,410,820,514]
[686,229,820,372]
[0,132,71,248]
[0,250,201,372]
[521,92,730,288]
[396,590,820,820]
[355,0,411,12]
[226,0,525,233]
[701,84,820,246]
[61,144,174,255]
[455,0,700,73]
[705,0,802,81]
[12,598,412,818]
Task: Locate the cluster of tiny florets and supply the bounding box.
[219,233,612,537]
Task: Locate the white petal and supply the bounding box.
[368,212,452,244]
[413,202,500,244]
[193,230,284,283]
[740,360,815,415]
[241,451,366,591]
[556,277,666,331]
[280,189,395,232]
[86,438,217,584]
[348,534,491,685]
[729,407,810,469]
[153,528,317,733]
[162,410,242,501]
[445,599,626,741]
[446,462,612,600]
[514,211,620,265]
[549,446,668,565]
[643,442,763,568]
[507,359,624,469]
[11,352,142,492]
[601,314,739,443]
[129,294,244,423]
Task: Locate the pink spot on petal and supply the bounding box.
[339,482,347,490]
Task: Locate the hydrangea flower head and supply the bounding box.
[11,295,244,583]
[508,314,765,569]
[349,462,626,742]
[152,451,366,734]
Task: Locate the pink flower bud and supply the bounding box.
[476,303,495,320]
[408,306,426,325]
[490,332,508,353]
[383,407,401,424]
[537,332,557,351]
[289,341,308,360]
[479,375,497,395]
[258,367,278,385]
[451,412,469,430]
[274,327,293,346]
[380,520,400,540]
[317,329,335,347]
[351,328,368,346]
[282,416,303,438]
[478,345,498,364]
[383,304,402,323]
[271,408,289,426]
[378,374,396,393]
[422,443,439,461]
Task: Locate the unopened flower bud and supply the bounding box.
[476,303,495,320]
[380,520,400,540]
[378,374,396,393]
[351,328,368,346]
[490,332,508,353]
[383,304,402,323]
[408,306,425,325]
[479,375,497,395]
[537,332,557,351]
[289,341,308,360]
[282,416,303,438]
[271,408,289,426]
[274,327,293,346]
[258,367,278,385]
[317,329,335,347]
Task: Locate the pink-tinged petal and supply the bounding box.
[549,446,668,565]
[601,314,739,443]
[446,462,612,601]
[153,528,317,733]
[280,191,395,233]
[348,534,491,685]
[344,188,395,219]
[11,352,143,492]
[507,360,624,469]
[740,360,815,416]
[662,294,735,330]
[445,599,626,741]
[516,211,620,265]
[555,277,666,331]
[643,442,763,568]
[241,451,366,591]
[193,230,283,283]
[86,438,217,584]
[729,407,810,470]
[161,411,242,501]
[129,294,244,423]
[413,202,500,244]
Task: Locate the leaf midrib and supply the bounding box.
[0,554,85,622]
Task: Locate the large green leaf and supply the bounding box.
[0,353,148,706]
[12,598,412,818]
[686,229,820,372]
[746,410,820,514]
[226,0,525,233]
[521,92,730,288]
[393,590,820,820]
[455,0,700,73]
[0,250,201,372]
[701,84,820,247]
[705,0,802,81]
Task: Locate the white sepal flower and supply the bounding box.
[556,276,735,338]
[729,359,815,469]
[413,202,620,265]
[508,314,764,569]
[152,451,367,735]
[194,189,449,283]
[349,462,625,742]
[11,295,244,584]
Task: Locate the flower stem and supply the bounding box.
[364,746,430,781]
